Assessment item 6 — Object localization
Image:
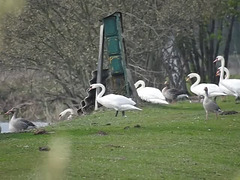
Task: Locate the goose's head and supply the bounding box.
[164,81,170,88]
[164,81,169,85]
[204,87,208,93]
[5,107,18,115]
[213,55,224,63]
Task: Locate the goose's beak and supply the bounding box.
[186,77,190,81]
[5,110,11,115]
[216,70,220,76]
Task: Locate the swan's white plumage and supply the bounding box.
[59,108,75,120]
[187,73,226,97]
[134,80,168,105]
[216,67,236,96]
[97,94,139,111]
[90,83,141,116]
[214,56,240,99]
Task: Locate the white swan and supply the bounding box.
[59,108,76,120]
[5,107,36,132]
[89,83,142,117]
[214,55,240,101]
[186,73,226,98]
[134,80,168,105]
[216,67,235,97]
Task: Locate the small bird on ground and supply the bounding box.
[203,87,223,120]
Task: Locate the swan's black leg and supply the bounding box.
[235,97,240,104]
[115,111,119,117]
[122,111,125,117]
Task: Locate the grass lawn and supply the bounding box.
[0,97,240,180]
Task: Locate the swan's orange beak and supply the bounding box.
[213,58,218,63]
[186,77,190,81]
[216,70,220,76]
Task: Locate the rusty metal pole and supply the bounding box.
[95,24,104,110]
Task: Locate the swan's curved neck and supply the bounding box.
[65,108,74,115]
[191,74,201,87]
[135,80,145,89]
[224,68,230,79]
[219,57,225,81]
[96,84,106,99]
[69,109,74,114]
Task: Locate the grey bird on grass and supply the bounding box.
[203,87,223,120]
[162,81,190,103]
[5,103,36,132]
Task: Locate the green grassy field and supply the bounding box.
[0,97,240,180]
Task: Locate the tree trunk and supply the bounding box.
[224,15,235,67]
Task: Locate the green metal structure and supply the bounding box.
[103,12,124,74]
[103,12,129,96]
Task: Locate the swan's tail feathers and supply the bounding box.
[177,94,189,99]
[209,92,227,97]
[121,105,142,111]
[176,94,192,103]
[134,107,142,111]
[128,98,137,105]
[148,99,169,105]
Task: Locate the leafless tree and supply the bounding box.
[0,0,239,120]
